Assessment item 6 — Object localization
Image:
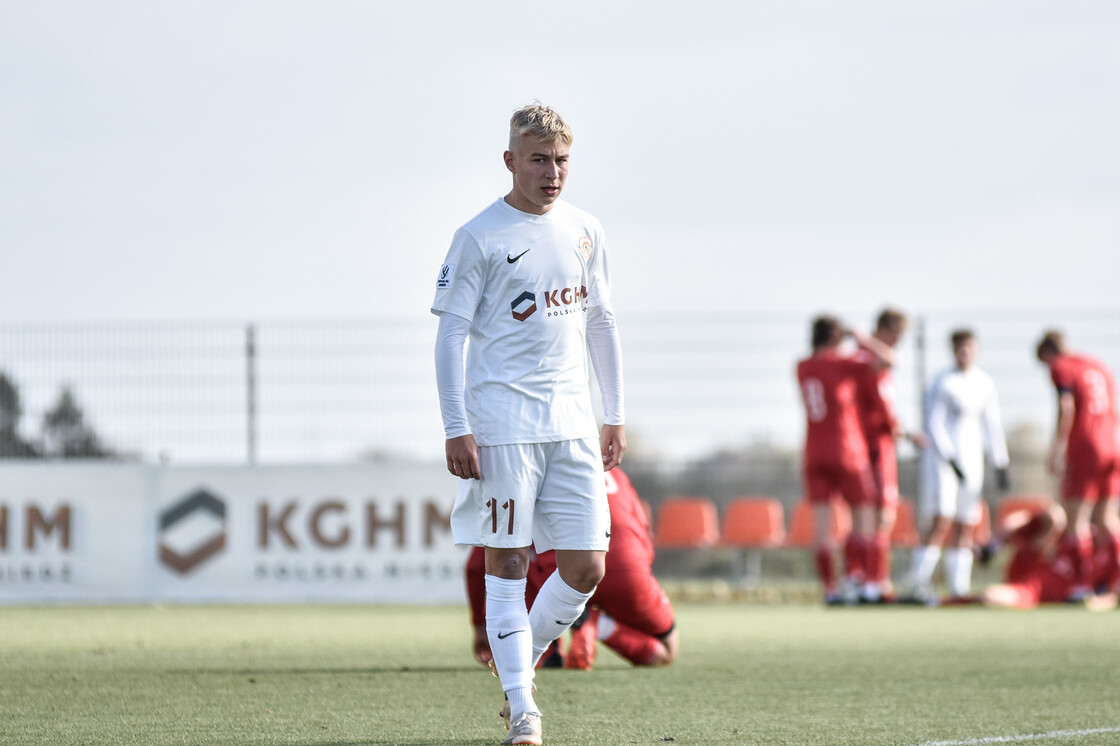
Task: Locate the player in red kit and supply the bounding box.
[1035,330,1120,599]
[797,315,890,604]
[980,502,1119,610]
[853,308,926,603]
[466,467,678,669]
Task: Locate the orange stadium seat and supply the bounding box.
[721,496,786,586]
[786,499,851,548]
[652,496,720,549]
[891,498,921,548]
[721,497,786,548]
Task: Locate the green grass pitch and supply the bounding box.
[1,602,1118,745]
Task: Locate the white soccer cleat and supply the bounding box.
[502,712,542,745]
[498,685,536,732]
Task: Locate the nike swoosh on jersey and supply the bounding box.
[506,248,531,264]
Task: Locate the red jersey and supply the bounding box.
[853,346,898,446]
[602,466,654,570]
[1049,354,1120,460]
[797,351,876,470]
[1003,519,1120,603]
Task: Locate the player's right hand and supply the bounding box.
[446,434,481,480]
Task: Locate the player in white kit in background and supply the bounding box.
[906,328,1010,603]
[431,103,625,746]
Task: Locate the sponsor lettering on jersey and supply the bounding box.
[545,286,587,308]
[510,285,589,322]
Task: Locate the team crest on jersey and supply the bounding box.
[436,263,454,289]
[577,236,594,260]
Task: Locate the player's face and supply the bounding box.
[503,136,569,215]
[954,339,977,370]
[878,323,905,347]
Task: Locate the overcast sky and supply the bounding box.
[2,1,1118,327]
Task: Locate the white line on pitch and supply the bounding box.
[911,726,1120,746]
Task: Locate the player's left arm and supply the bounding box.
[981,379,1011,488]
[586,303,626,469]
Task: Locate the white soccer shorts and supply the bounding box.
[919,457,984,527]
[450,438,611,553]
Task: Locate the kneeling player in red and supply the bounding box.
[466,466,678,669]
[980,502,1119,610]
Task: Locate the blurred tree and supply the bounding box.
[0,371,39,458]
[41,385,113,459]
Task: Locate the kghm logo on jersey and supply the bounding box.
[510,285,589,322]
[577,236,593,260]
[511,291,537,321]
[545,286,587,317]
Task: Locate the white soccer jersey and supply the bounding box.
[924,365,1009,476]
[432,198,613,446]
[920,365,1009,521]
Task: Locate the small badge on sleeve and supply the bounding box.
[436,263,454,288]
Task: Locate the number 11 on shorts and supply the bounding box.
[486,498,515,535]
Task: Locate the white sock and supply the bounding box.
[484,575,537,716]
[944,548,973,598]
[910,545,941,588]
[528,571,595,667]
[597,613,617,641]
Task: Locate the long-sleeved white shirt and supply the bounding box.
[924,364,1009,480]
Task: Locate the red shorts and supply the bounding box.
[869,437,899,510]
[1062,453,1120,502]
[804,461,875,506]
[590,567,675,638]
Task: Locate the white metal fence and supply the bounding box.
[1,310,1118,472]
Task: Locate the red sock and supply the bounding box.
[876,531,892,585]
[1099,532,1120,592]
[843,536,864,581]
[814,548,835,592]
[860,536,880,586]
[603,622,661,666]
[1065,534,1094,588]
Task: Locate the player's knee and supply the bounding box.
[641,629,678,667]
[556,551,605,592]
[566,564,605,593]
[485,547,531,579]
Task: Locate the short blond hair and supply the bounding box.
[875,308,908,334]
[509,103,573,149]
